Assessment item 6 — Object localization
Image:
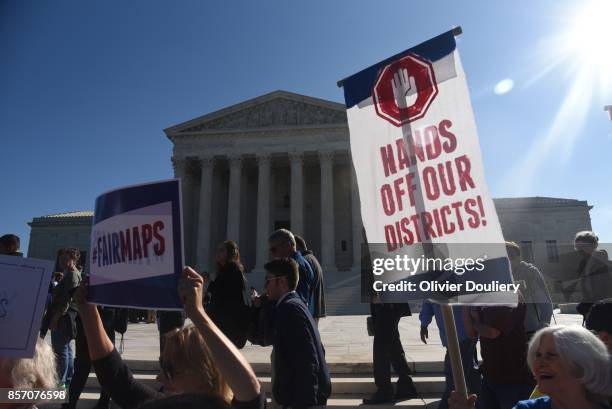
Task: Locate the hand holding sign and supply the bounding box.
[178,266,204,316]
[391,68,418,109]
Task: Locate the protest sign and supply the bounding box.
[89,179,183,309]
[0,255,53,358]
[340,29,514,304]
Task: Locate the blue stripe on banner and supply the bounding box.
[93,180,180,223]
[378,257,512,303]
[342,29,456,109]
[89,273,182,309]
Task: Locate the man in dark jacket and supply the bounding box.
[294,235,326,323]
[264,257,331,408]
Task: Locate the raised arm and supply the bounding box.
[73,282,114,360]
[74,281,160,408]
[179,267,261,402]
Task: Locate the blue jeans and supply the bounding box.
[480,378,533,409]
[439,338,482,409]
[51,322,74,386]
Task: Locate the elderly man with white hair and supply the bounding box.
[0,338,58,408]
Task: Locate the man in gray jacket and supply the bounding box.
[506,242,553,338]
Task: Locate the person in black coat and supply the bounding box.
[362,245,417,404]
[206,240,249,348]
[264,257,331,408]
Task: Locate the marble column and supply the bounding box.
[254,153,272,273]
[350,161,363,272]
[226,154,242,243]
[196,156,215,272]
[173,157,194,265]
[289,151,304,236]
[319,151,337,272]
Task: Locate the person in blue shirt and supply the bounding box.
[419,302,481,409]
[268,229,315,316]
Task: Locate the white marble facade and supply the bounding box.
[165,91,357,288]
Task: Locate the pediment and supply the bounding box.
[165,90,347,135]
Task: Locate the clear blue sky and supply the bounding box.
[1,0,611,253]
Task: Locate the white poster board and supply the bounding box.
[0,255,53,358]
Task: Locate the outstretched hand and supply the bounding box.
[391,67,418,109]
[178,266,204,316]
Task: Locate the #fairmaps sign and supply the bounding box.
[88,179,184,310]
[341,30,515,304]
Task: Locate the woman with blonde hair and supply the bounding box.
[74,267,263,409]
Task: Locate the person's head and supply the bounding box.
[0,234,20,256]
[505,241,521,271]
[136,393,230,409]
[215,240,243,272]
[585,301,612,352]
[527,326,611,402]
[58,247,80,271]
[263,257,299,300]
[0,338,57,408]
[268,229,296,258]
[294,235,307,253]
[159,325,232,402]
[574,231,599,255]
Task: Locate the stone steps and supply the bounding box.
[68,358,447,409]
[121,358,446,374]
[83,371,446,395]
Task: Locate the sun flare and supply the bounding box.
[564,0,612,80]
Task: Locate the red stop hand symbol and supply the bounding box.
[373,53,438,127]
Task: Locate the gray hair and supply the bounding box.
[527,326,611,399]
[575,231,599,245]
[0,338,58,389]
[268,229,296,249]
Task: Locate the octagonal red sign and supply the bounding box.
[373,53,438,127]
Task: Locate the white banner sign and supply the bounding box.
[341,30,514,303]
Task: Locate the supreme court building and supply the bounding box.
[28,91,595,314]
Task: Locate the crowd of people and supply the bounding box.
[0,228,611,409]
